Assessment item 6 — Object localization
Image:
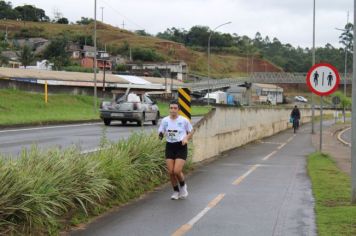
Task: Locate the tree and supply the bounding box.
[43,36,70,70]
[57,17,68,24]
[76,17,94,25]
[186,26,210,47]
[17,44,34,68]
[15,5,49,22]
[0,1,19,19]
[339,23,353,52]
[135,30,151,36]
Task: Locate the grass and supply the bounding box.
[0,89,212,126]
[0,131,193,235]
[0,89,99,126]
[308,152,356,236]
[157,102,212,117]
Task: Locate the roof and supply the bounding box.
[1,51,19,60]
[0,68,184,86]
[253,83,283,91]
[227,85,247,93]
[83,45,95,52]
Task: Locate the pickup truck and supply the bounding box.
[99,92,160,126]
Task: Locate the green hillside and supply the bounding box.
[0,20,281,78]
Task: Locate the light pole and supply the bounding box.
[336,11,350,123]
[93,0,97,111]
[351,0,356,203]
[311,0,316,134]
[207,21,231,105]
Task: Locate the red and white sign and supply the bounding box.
[306,63,340,96]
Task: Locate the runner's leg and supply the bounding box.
[166,159,178,187]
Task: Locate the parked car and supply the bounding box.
[294,96,308,103]
[99,92,160,126]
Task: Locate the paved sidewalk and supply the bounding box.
[70,124,316,236]
[311,122,351,174]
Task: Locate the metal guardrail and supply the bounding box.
[249,72,352,84]
[176,72,352,92]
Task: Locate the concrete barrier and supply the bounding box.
[192,106,332,163]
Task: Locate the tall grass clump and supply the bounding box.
[0,131,181,235]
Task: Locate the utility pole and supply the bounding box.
[311,0,316,134]
[103,60,106,94]
[93,0,97,111]
[351,0,356,204]
[122,21,125,29]
[100,7,104,22]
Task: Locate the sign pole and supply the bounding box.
[306,63,340,154]
[319,96,323,152]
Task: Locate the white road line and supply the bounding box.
[263,151,278,161]
[0,122,102,133]
[172,194,225,236]
[232,164,260,185]
[337,127,351,147]
[277,143,287,150]
[260,141,284,145]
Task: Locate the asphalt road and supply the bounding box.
[0,117,202,157]
[71,123,317,236]
[341,127,351,144]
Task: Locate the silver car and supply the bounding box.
[100,92,160,126]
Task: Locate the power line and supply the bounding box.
[100,0,145,30]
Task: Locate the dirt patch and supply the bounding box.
[312,123,351,174]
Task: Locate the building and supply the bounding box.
[251,83,284,105]
[67,43,81,59]
[127,61,188,81]
[80,46,112,70]
[226,85,248,105]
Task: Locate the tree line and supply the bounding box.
[156,25,354,73]
[0,1,97,25]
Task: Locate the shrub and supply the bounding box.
[132,47,164,62]
[0,132,174,235]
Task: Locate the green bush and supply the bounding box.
[115,64,127,72]
[14,26,46,38]
[63,66,98,73]
[0,132,175,235]
[132,47,164,62]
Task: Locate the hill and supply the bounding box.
[0,20,282,78]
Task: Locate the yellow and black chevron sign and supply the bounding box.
[178,88,191,120]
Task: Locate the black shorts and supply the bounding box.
[165,142,188,160]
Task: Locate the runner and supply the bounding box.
[158,100,193,200]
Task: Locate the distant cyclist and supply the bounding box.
[158,100,193,200]
[291,105,301,133]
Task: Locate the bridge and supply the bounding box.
[179,72,352,92]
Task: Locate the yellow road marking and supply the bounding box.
[172,194,225,236]
[232,164,260,185]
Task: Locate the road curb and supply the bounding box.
[337,127,351,147]
[0,119,102,129]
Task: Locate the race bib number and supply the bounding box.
[167,129,179,142]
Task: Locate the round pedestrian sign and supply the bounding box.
[306,63,340,96]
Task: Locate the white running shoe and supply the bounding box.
[171,191,179,200]
[179,184,188,199]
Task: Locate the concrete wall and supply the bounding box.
[192,106,332,163]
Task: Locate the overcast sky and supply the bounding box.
[10,0,354,48]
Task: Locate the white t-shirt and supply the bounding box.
[158,115,193,143]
